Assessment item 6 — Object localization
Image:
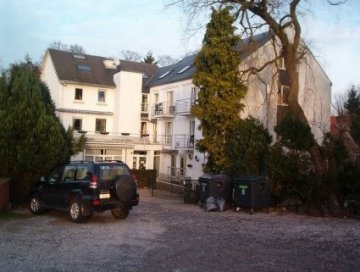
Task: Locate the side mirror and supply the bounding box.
[40,176,46,182]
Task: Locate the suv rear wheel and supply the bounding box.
[111,208,129,220]
[69,199,87,223]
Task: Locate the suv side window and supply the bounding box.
[63,165,77,181]
[76,165,92,180]
[48,166,64,183]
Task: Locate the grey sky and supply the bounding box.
[0,0,359,95]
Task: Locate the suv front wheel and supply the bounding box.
[69,199,87,223]
[29,194,47,215]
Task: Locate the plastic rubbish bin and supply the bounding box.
[198,174,231,211]
[233,176,272,214]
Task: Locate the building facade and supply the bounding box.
[41,32,331,185]
[41,49,162,173]
[146,32,332,183]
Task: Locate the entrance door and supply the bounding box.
[133,151,147,169]
[153,151,160,178]
[180,156,186,176]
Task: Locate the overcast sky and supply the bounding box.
[0,0,359,96]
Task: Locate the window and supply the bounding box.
[141,122,147,135]
[165,122,172,145]
[62,165,77,181]
[278,85,290,105]
[278,57,285,70]
[76,165,91,180]
[98,90,106,103]
[158,70,172,79]
[75,88,83,100]
[95,119,106,133]
[177,65,191,74]
[191,87,198,104]
[141,94,148,112]
[73,54,86,59]
[73,118,82,131]
[77,64,91,72]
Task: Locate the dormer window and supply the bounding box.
[158,70,172,79]
[177,65,191,74]
[77,64,91,72]
[73,54,85,59]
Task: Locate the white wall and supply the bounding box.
[298,53,332,143]
[113,71,143,135]
[40,52,63,109]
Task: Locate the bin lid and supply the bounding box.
[199,173,230,182]
[233,176,268,183]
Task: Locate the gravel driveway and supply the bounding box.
[0,189,359,272]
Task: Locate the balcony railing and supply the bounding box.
[175,98,196,115]
[152,135,172,146]
[74,131,162,146]
[174,134,195,149]
[151,102,176,117]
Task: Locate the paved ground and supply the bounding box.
[0,189,359,272]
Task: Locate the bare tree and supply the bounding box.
[120,50,142,62]
[157,55,178,67]
[172,0,346,176]
[332,93,347,116]
[48,41,86,54]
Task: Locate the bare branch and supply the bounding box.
[326,0,347,5]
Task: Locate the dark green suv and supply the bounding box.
[29,161,139,223]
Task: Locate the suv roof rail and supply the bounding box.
[69,160,125,164]
[69,160,94,164]
[102,160,125,163]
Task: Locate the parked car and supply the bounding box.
[29,161,139,223]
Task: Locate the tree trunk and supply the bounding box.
[284,49,327,177]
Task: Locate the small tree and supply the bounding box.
[157,55,178,67]
[192,7,247,173]
[143,51,156,64]
[0,59,71,202]
[345,86,360,144]
[226,117,271,175]
[120,50,142,62]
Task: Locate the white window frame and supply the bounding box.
[73,118,82,131]
[278,85,290,106]
[95,118,107,133]
[98,90,106,103]
[75,88,83,101]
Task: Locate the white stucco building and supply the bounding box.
[146,32,331,183]
[41,49,162,173]
[41,31,331,186]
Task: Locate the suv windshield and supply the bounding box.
[99,164,130,181]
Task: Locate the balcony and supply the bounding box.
[175,98,196,115]
[174,134,195,149]
[153,134,173,146]
[73,131,161,146]
[151,102,176,118]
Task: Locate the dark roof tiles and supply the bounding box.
[146,32,272,88]
[47,49,157,88]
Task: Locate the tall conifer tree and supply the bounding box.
[192,7,247,173]
[0,60,71,201]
